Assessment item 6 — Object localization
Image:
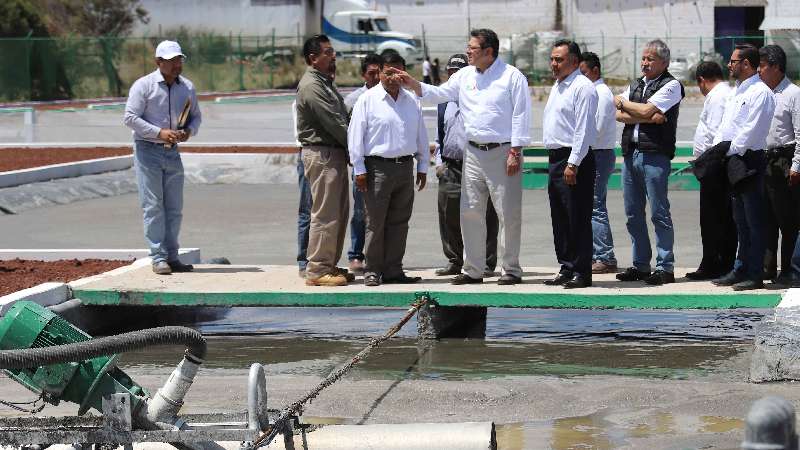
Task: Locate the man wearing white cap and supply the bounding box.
[124,40,201,275]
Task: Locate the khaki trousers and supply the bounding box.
[461,143,523,278]
[301,146,350,278]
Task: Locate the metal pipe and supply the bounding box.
[742,396,798,450]
[264,422,496,450]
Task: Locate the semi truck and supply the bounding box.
[136,0,423,64]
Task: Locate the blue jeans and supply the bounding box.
[297,154,312,270]
[591,149,617,264]
[731,151,767,281]
[133,140,184,264]
[348,170,366,261]
[622,150,674,272]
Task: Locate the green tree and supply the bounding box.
[42,0,150,96]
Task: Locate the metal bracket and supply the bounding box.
[101,393,132,432]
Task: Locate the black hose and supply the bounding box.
[0,326,206,370]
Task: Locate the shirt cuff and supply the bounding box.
[416,160,428,174]
[353,159,367,176]
[510,138,529,148]
[792,161,800,173]
[567,151,584,166]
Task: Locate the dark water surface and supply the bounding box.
[119,307,767,381]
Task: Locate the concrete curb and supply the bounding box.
[0,248,201,315]
[0,155,132,188]
[0,282,70,316]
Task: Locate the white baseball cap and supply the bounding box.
[155,40,186,60]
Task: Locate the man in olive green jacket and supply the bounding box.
[295,34,352,286]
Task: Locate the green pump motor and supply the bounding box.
[0,301,149,415]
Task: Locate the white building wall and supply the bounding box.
[134,0,306,38]
[381,0,556,57]
[565,0,716,79]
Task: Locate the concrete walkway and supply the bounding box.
[72,264,784,309]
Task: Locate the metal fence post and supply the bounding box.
[238,34,245,91]
[270,29,276,89]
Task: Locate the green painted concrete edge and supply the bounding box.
[72,289,780,309]
[523,147,694,157]
[522,173,701,190]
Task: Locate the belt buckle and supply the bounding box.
[477,143,490,151]
[393,156,403,163]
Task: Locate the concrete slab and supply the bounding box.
[71,264,783,309]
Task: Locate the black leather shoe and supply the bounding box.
[616,267,650,282]
[544,272,573,286]
[483,269,497,278]
[167,260,194,272]
[732,279,764,291]
[451,274,483,285]
[712,271,743,286]
[383,274,422,284]
[771,273,794,287]
[364,273,380,287]
[497,274,522,285]
[644,270,675,285]
[435,264,462,276]
[685,268,717,280]
[563,273,592,289]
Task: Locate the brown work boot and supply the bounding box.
[305,273,348,287]
[348,259,365,275]
[591,260,617,274]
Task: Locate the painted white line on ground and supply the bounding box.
[0,155,133,188]
[774,289,800,325]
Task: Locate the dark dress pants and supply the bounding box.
[437,158,498,271]
[763,151,800,277]
[698,171,737,275]
[548,148,596,277]
[363,157,415,279]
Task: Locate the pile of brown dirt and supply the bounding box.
[0,259,132,297]
[0,146,299,172]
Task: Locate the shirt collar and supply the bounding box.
[307,67,334,84]
[640,71,666,85]
[477,57,503,75]
[593,78,604,86]
[376,83,408,102]
[735,73,760,92]
[774,77,792,94]
[557,68,581,87]
[154,69,181,85]
[708,81,729,96]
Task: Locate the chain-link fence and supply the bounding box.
[1,33,797,102]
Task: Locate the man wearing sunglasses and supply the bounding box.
[387,28,531,286]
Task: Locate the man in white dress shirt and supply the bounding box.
[341,53,383,276]
[389,28,532,286]
[542,40,598,289]
[710,43,776,291]
[686,61,736,281]
[614,39,685,286]
[579,51,618,275]
[348,52,430,287]
[758,45,800,285]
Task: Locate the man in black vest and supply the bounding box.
[614,39,685,285]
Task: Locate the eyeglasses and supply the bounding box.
[728,59,742,66]
[466,45,484,52]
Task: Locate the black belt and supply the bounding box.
[469,141,510,151]
[442,157,463,165]
[366,154,413,163]
[548,147,572,153]
[766,145,795,158]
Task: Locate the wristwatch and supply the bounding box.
[567,163,577,170]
